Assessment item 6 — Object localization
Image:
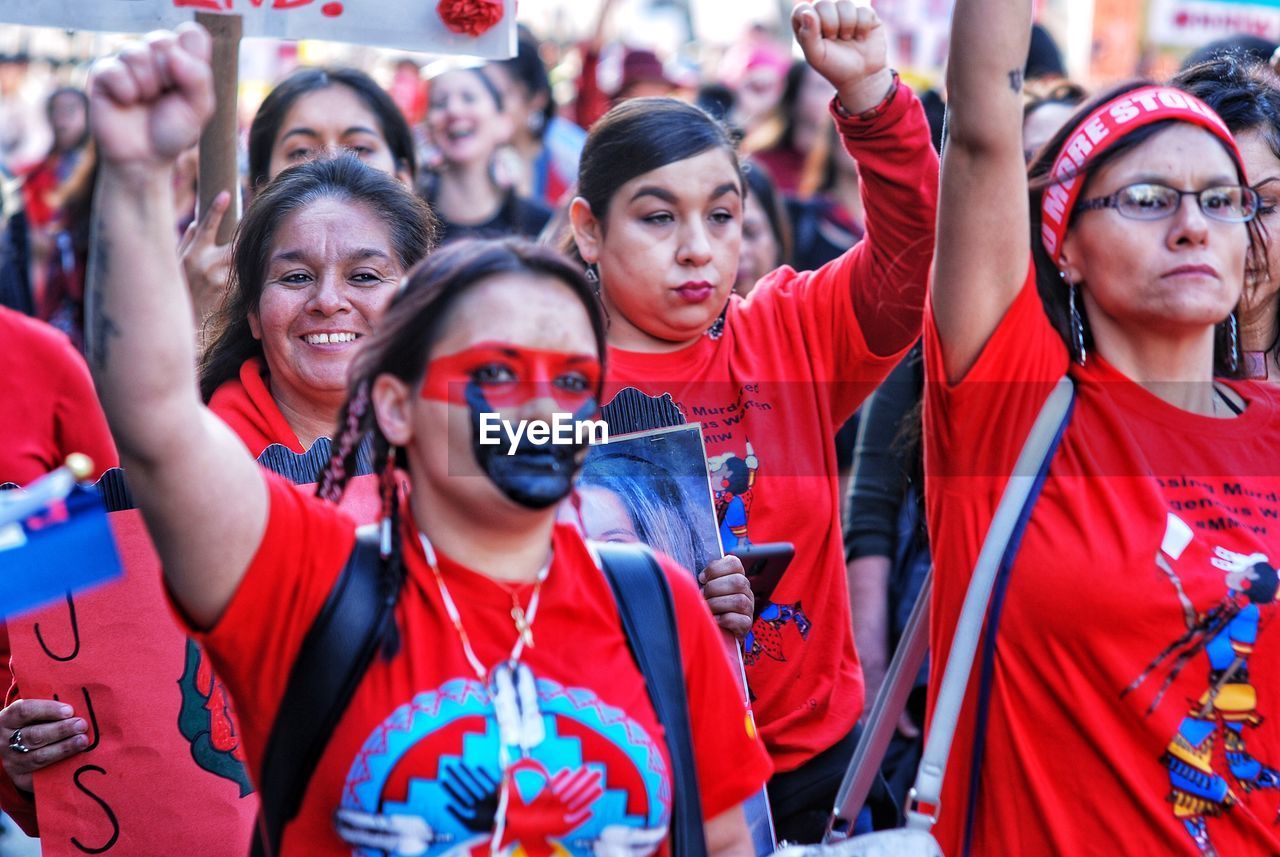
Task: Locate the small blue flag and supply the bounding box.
[0,471,123,619]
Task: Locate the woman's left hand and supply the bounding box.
[699,556,755,640]
[792,0,892,115]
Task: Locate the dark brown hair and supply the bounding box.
[1026,80,1264,375]
[314,239,607,653]
[563,97,743,262]
[198,155,437,402]
[247,67,417,191]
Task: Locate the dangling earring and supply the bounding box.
[585,263,611,327]
[1227,312,1240,374]
[704,302,728,340]
[1062,269,1087,365]
[379,445,399,559]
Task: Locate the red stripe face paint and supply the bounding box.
[419,341,604,510]
[421,342,601,412]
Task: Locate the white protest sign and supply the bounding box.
[1147,0,1280,47]
[1,0,516,58]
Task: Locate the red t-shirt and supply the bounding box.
[924,263,1280,855]
[605,90,936,773]
[189,473,771,854]
[0,306,116,486]
[207,357,305,455]
[0,306,117,834]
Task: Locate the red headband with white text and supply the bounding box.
[1040,85,1245,268]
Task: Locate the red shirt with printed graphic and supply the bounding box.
[605,87,938,773]
[208,357,307,455]
[186,473,771,855]
[923,262,1280,856]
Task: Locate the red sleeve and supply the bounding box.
[180,471,356,776]
[573,45,610,131]
[736,247,905,425]
[923,258,1067,481]
[834,84,939,357]
[51,337,118,475]
[659,557,773,820]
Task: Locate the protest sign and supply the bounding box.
[7,444,378,857]
[581,424,725,580]
[0,0,517,57]
[1147,0,1280,46]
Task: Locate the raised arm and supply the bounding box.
[931,0,1034,381]
[793,1,939,358]
[87,26,267,628]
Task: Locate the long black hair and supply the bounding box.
[199,156,437,402]
[247,67,417,191]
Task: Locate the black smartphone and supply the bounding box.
[729,542,795,601]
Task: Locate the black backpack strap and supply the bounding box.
[251,525,392,857]
[595,542,708,857]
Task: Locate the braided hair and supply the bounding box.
[314,238,608,653]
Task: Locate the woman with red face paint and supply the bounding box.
[567,0,938,841]
[927,0,1280,853]
[85,25,771,855]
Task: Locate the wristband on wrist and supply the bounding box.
[834,70,901,121]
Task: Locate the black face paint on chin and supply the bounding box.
[465,382,598,510]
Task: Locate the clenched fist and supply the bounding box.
[90,24,216,169]
[791,0,893,115]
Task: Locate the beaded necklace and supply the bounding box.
[420,533,552,854]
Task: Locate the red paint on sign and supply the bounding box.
[172,0,342,12]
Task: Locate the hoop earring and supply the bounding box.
[1062,270,1087,365]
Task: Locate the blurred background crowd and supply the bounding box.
[0,0,1277,851]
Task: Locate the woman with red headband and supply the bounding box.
[928,0,1277,853]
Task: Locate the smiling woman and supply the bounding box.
[198,156,437,453]
[420,65,553,244]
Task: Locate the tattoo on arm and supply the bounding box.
[1008,69,1025,94]
[85,211,120,372]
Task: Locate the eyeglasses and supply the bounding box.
[1074,183,1260,223]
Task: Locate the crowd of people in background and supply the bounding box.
[1,0,1280,854]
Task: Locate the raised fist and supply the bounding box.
[89,24,215,168]
[791,0,889,111]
